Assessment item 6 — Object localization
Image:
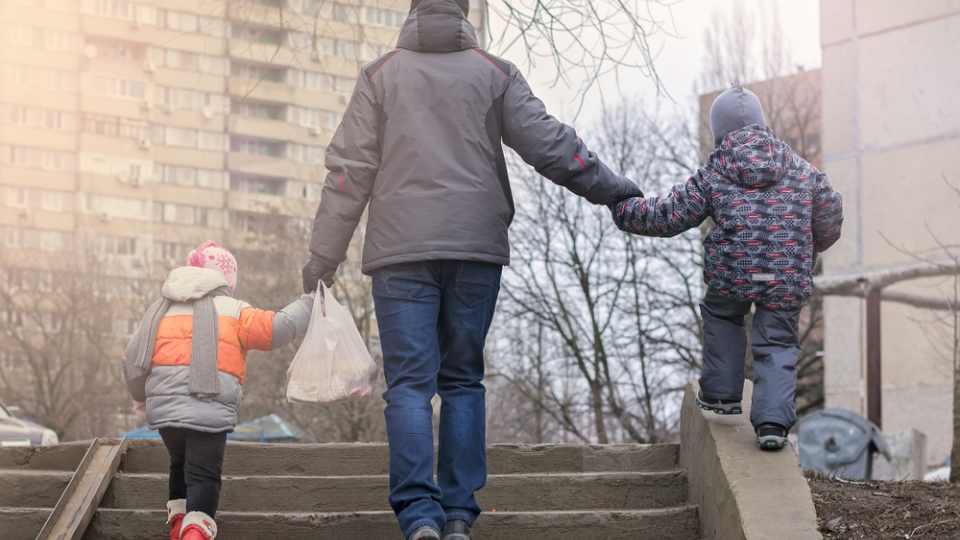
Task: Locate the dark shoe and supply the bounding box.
[409,526,442,540]
[443,519,473,540]
[696,390,742,415]
[756,423,789,450]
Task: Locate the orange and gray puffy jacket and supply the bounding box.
[126,267,313,433]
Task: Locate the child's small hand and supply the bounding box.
[133,401,146,423]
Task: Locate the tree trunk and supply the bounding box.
[590,381,608,444]
[951,362,960,483]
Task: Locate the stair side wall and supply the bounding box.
[679,380,822,540]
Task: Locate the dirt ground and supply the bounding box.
[807,471,960,539]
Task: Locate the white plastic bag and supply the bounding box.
[286,284,379,404]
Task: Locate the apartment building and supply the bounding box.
[0,0,486,294]
[0,0,484,437]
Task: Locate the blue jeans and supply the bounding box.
[372,260,502,539]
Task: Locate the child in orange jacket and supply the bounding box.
[123,241,313,540]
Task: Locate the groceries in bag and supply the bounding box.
[286,284,379,404]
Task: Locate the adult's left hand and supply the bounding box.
[302,256,336,294]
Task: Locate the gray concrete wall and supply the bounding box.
[819,0,960,465]
[680,380,821,540]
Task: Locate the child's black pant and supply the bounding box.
[698,289,802,431]
[159,427,227,518]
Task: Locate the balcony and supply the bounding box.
[80,15,159,45]
[228,114,293,141]
[228,77,295,104]
[226,190,313,217]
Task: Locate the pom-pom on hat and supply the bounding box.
[188,241,238,292]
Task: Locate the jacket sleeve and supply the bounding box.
[307,75,381,268]
[612,171,712,237]
[121,356,148,402]
[238,296,314,352]
[501,69,642,206]
[811,170,844,252]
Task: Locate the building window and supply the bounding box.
[3,65,77,91]
[231,62,286,83]
[39,231,65,253]
[297,71,354,94]
[156,86,227,113]
[156,49,227,75]
[155,241,187,263]
[157,10,224,36]
[231,137,284,158]
[5,228,24,249]
[231,23,282,45]
[43,29,82,52]
[90,75,146,100]
[97,235,138,256]
[6,25,34,47]
[230,175,285,195]
[1,105,77,131]
[40,191,63,212]
[6,187,28,208]
[236,100,284,120]
[366,7,406,28]
[288,143,323,165]
[86,195,151,221]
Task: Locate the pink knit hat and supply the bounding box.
[188,241,238,292]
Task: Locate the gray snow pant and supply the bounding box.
[698,289,803,431]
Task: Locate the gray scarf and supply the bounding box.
[123,286,231,400]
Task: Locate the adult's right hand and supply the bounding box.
[302,256,336,294]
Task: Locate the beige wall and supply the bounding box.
[820,0,960,463]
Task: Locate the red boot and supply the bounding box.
[179,511,217,540]
[166,499,186,540]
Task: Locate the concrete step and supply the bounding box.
[0,470,73,508]
[120,440,680,476]
[71,507,700,540]
[0,441,89,472]
[102,470,688,512]
[0,508,50,540]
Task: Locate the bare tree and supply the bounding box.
[488,104,702,445]
[0,238,152,440]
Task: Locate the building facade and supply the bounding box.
[0,0,484,437]
[820,0,960,463]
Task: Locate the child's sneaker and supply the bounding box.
[180,511,217,540]
[696,390,742,415]
[756,423,789,450]
[166,499,186,540]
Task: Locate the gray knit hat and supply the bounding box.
[710,85,766,149]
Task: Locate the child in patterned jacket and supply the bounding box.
[611,85,843,450]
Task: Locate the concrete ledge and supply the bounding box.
[679,380,821,540]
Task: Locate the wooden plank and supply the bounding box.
[36,438,128,540]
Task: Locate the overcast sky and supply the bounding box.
[492,0,823,125]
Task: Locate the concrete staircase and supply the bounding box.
[0,440,699,539]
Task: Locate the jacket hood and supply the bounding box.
[162,267,231,302]
[715,124,791,189]
[397,0,478,53]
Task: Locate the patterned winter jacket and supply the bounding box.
[613,125,844,309]
[126,267,313,433]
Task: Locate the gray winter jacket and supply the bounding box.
[308,0,642,275]
[126,268,313,433]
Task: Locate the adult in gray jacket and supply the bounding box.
[302,1,642,539]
